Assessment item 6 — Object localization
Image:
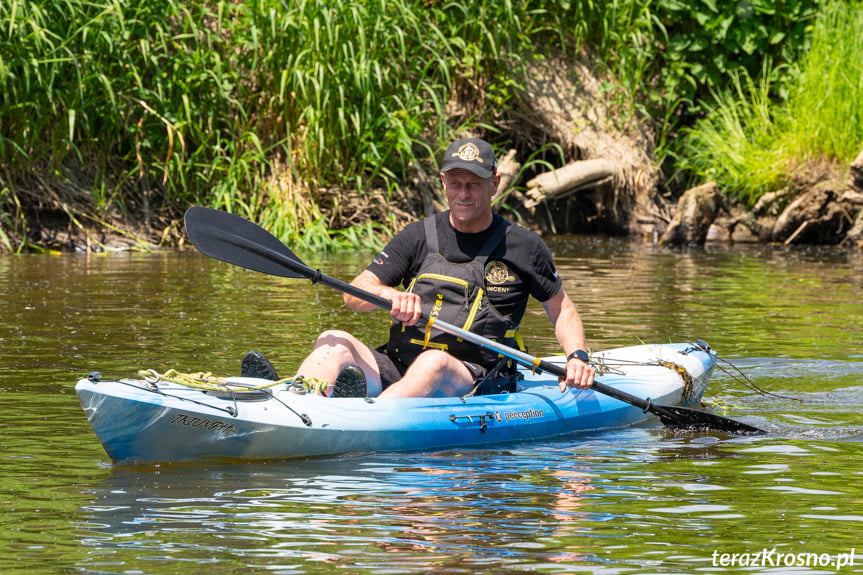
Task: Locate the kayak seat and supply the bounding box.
[464,358,523,397]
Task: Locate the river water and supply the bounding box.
[1,237,862,574]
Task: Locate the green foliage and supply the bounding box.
[0,0,845,251]
[653,0,823,107]
[678,70,789,204]
[679,1,863,205]
[784,0,863,161]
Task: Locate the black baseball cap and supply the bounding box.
[440,138,497,178]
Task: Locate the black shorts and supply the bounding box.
[369,347,408,389]
[370,346,515,395]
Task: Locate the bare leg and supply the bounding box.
[378,349,474,398]
[295,330,383,396]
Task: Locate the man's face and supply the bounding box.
[441,169,500,232]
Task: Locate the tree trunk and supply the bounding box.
[660,182,722,245]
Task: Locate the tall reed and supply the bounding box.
[784,0,863,162]
[680,1,863,205]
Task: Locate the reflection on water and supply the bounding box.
[2,239,863,573]
[65,433,862,574]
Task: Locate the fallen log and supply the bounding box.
[771,183,845,244]
[523,158,616,210]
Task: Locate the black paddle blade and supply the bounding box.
[652,403,765,435]
[591,380,765,435]
[184,206,310,279]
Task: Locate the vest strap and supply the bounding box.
[423,213,512,274]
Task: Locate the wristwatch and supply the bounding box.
[567,349,589,362]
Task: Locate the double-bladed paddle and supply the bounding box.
[184,206,765,435]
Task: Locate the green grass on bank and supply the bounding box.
[680,1,863,206]
[0,0,557,251]
[0,0,839,251]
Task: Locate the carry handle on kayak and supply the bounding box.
[183,206,765,435]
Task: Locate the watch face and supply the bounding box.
[570,349,589,362]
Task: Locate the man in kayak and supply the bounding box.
[243,138,595,398]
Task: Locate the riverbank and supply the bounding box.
[7,57,861,254]
[2,0,861,254]
[661,150,863,249]
[6,136,863,254]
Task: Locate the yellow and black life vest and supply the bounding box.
[386,216,524,369]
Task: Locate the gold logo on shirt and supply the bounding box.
[485,261,515,285]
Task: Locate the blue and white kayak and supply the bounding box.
[75,342,716,464]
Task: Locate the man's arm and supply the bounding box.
[345,270,423,326]
[542,287,595,391]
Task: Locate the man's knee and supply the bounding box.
[411,349,469,379]
[411,349,450,368]
[311,330,372,368]
[314,330,355,348]
[394,350,474,397]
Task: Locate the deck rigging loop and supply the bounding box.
[109,376,237,417]
[135,368,312,425]
[656,359,702,406]
[591,356,625,376]
[139,368,287,392]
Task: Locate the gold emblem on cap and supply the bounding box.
[452,142,484,164]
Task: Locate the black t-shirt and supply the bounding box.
[366,212,562,323]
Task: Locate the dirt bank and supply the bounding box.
[661,151,863,249]
[337,54,863,251]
